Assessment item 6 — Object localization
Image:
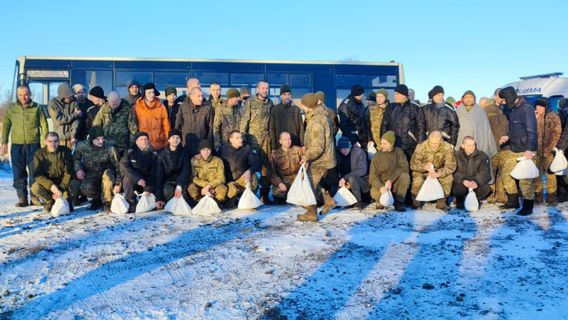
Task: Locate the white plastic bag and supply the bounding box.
[111,193,129,214]
[286,164,317,206]
[135,193,156,213]
[511,157,539,180]
[379,190,394,207]
[164,196,192,216]
[464,188,479,212]
[238,182,262,210]
[51,198,70,217]
[550,148,568,173]
[193,194,222,215]
[333,186,358,207]
[367,142,378,161]
[416,177,445,202]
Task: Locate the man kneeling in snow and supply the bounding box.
[453,136,492,209]
[219,131,260,208]
[336,136,369,210]
[410,130,457,211]
[269,131,303,205]
[31,132,74,214]
[188,140,228,205]
[369,131,410,212]
[120,132,157,212]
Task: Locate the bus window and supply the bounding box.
[49,82,67,101]
[368,74,397,88]
[28,82,47,106]
[155,72,188,90]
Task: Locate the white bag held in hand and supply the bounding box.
[193,194,222,215]
[135,193,156,213]
[550,148,568,173]
[51,198,70,217]
[379,190,394,207]
[416,177,445,202]
[164,196,192,216]
[111,193,129,214]
[238,182,262,210]
[333,186,358,207]
[464,188,479,212]
[287,164,317,206]
[511,157,539,180]
[367,142,378,161]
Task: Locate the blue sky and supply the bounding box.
[1,0,567,102]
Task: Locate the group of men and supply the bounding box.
[2,76,566,221]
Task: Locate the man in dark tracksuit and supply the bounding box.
[120,132,158,212]
[155,130,191,209]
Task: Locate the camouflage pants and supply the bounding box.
[69,169,116,203]
[271,175,296,199]
[227,174,259,199]
[534,154,556,194]
[31,179,69,210]
[307,166,329,203]
[187,183,228,202]
[411,172,453,197]
[500,150,536,200]
[370,172,410,202]
[489,151,508,203]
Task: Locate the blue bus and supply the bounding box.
[12,56,404,108]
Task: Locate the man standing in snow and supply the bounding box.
[422,85,460,146]
[269,84,304,149]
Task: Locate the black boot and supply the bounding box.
[89,199,102,211]
[455,196,465,210]
[499,193,520,209]
[15,198,29,207]
[517,199,534,216]
[436,198,450,211]
[534,192,543,204]
[546,192,558,206]
[394,195,406,212]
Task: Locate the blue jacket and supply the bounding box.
[507,97,537,152]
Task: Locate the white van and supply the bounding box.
[502,72,568,110]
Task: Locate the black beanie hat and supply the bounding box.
[168,129,182,139]
[199,139,213,151]
[430,85,444,98]
[499,86,518,109]
[134,131,149,141]
[351,84,364,97]
[280,84,292,95]
[89,86,106,99]
[535,97,549,108]
[367,91,377,101]
[88,126,105,142]
[394,84,409,97]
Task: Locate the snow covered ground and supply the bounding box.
[1,174,568,320]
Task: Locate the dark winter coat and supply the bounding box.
[505,97,537,152]
[422,102,460,145]
[453,148,491,186]
[338,95,368,145]
[175,97,214,156]
[337,145,368,180]
[381,100,427,152]
[120,145,158,193]
[219,144,260,181]
[155,146,191,201]
[269,102,304,149]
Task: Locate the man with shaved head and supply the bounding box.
[175,86,214,156]
[176,77,201,104]
[410,130,457,210]
[269,131,303,204]
[92,91,138,157]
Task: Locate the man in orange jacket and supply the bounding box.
[134,83,170,150]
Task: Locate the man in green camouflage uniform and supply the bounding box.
[31,132,74,213]
[240,80,273,204]
[92,91,138,156]
[213,88,242,152]
[69,126,122,212]
[296,93,337,222]
[410,130,457,210]
[188,140,228,203]
[208,82,225,109]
